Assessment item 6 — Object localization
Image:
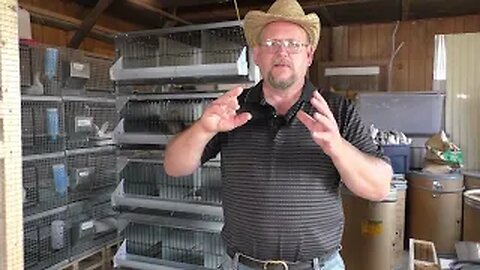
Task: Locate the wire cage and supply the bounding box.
[21,99,66,156]
[125,221,225,269]
[121,159,221,204]
[67,147,117,203]
[68,199,118,257]
[84,54,114,96]
[59,47,89,96]
[111,21,257,85]
[24,209,70,270]
[122,98,211,134]
[64,99,117,149]
[117,23,245,69]
[20,41,63,96]
[23,153,68,217]
[19,40,108,96]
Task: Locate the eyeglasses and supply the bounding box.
[260,39,310,54]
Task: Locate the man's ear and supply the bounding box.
[307,46,315,66]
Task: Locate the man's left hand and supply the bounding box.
[297,90,344,157]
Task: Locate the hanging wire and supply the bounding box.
[233,0,241,22]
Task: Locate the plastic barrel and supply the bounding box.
[341,184,397,270]
[407,171,464,254]
[392,175,407,269]
[463,171,480,190]
[462,189,480,242]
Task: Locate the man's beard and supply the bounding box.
[267,62,297,90]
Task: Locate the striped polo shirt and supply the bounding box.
[201,79,387,262]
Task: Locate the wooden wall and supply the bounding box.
[30,24,115,57]
[311,14,480,92]
[21,0,145,57]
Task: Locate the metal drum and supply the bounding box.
[407,171,464,254]
[341,184,397,270]
[392,175,407,269]
[463,171,480,190]
[463,189,480,242]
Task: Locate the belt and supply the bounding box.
[226,248,337,270]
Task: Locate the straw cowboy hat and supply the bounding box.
[243,0,321,48]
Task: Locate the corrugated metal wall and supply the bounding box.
[446,33,480,170]
[0,1,24,269]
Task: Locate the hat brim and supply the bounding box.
[243,10,320,48]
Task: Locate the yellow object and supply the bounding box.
[361,220,384,236]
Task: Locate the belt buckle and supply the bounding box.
[263,260,289,270]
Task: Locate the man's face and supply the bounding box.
[253,21,314,90]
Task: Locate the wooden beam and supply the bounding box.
[0,1,24,269]
[128,0,192,25]
[179,0,379,22]
[318,6,338,26]
[20,3,117,42]
[68,0,115,48]
[402,0,411,20]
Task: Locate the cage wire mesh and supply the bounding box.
[121,160,221,204]
[23,210,70,270]
[67,148,117,203]
[125,222,224,269]
[23,154,68,217]
[21,100,66,155]
[118,25,246,69]
[20,41,63,96]
[68,199,118,257]
[64,100,117,149]
[123,99,211,134]
[84,55,114,95]
[19,41,113,97]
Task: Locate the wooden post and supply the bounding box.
[0,0,24,269]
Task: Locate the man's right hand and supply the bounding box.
[198,86,252,133]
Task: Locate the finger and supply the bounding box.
[313,112,334,132]
[212,96,240,111]
[233,112,252,128]
[226,86,244,99]
[312,91,336,122]
[296,110,316,132]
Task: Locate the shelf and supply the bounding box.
[325,66,380,76]
[114,241,215,270]
[118,212,222,233]
[114,133,174,145]
[110,53,249,82]
[111,179,223,218]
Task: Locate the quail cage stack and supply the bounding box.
[20,40,120,269]
[68,196,119,258]
[110,21,259,269]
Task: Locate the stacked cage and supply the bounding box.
[67,146,117,203]
[68,197,118,257]
[20,39,119,269]
[24,209,70,270]
[64,97,117,149]
[23,153,68,217]
[125,221,224,268]
[111,21,258,269]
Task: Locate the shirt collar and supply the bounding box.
[245,78,317,105]
[243,78,317,126]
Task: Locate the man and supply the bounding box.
[164,0,393,269]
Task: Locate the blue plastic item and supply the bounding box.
[52,164,68,197]
[46,107,59,142]
[44,47,59,80]
[382,144,411,174]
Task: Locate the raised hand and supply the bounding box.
[296,90,343,157]
[198,86,252,133]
